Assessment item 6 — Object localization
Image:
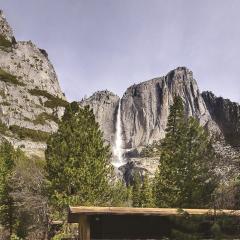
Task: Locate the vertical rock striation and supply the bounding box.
[202,91,240,147]
[121,67,218,149]
[80,90,120,145]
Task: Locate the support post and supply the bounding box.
[78,215,90,240]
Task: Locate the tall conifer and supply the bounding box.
[46,102,113,210]
[155,97,216,208]
[139,175,154,207]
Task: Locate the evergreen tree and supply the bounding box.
[132,173,141,207]
[165,96,185,138]
[154,97,216,208]
[132,174,154,208]
[111,180,132,207]
[139,174,154,207]
[0,142,18,238]
[45,102,114,211]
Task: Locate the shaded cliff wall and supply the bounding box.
[202,91,240,147]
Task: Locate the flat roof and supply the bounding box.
[68,206,240,223]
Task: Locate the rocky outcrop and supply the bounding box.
[0,10,14,42]
[0,11,67,157]
[121,67,219,148]
[119,157,159,185]
[202,91,240,147]
[81,67,240,181]
[82,67,221,150]
[1,9,239,171]
[80,90,119,144]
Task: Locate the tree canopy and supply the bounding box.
[154,96,217,208]
[45,102,114,211]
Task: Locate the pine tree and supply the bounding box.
[165,96,185,138]
[111,180,132,207]
[132,173,141,207]
[154,96,186,207]
[0,142,18,238]
[154,97,216,208]
[139,175,154,207]
[179,117,216,207]
[45,102,114,211]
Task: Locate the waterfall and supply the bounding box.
[112,99,125,168]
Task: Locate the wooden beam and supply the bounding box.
[78,215,90,240]
[69,206,240,223]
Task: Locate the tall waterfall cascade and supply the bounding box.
[112,99,125,168]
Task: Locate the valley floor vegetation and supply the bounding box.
[0,98,240,239]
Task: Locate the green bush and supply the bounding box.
[44,98,68,108]
[52,233,71,240]
[1,101,11,106]
[140,140,161,157]
[33,112,59,125]
[10,234,23,240]
[9,125,50,142]
[29,88,68,108]
[0,89,6,97]
[29,88,56,99]
[0,120,8,134]
[0,34,12,51]
[0,69,25,86]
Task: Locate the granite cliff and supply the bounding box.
[121,67,220,149]
[0,10,67,157]
[82,67,224,151]
[81,67,239,181]
[202,91,240,148]
[0,10,239,176]
[79,90,119,145]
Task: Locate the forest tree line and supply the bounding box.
[0,97,240,239]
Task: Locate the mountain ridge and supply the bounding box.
[0,9,239,173]
[82,67,239,150]
[81,67,239,181]
[0,10,67,157]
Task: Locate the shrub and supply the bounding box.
[9,125,50,142]
[1,101,10,106]
[28,89,68,108]
[0,34,12,51]
[0,69,25,86]
[0,120,8,134]
[44,98,68,108]
[28,89,53,99]
[10,234,23,240]
[33,112,59,125]
[0,89,6,98]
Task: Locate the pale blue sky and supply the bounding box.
[1,0,240,102]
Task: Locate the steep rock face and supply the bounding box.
[202,91,240,147]
[0,11,66,157]
[80,90,119,145]
[0,41,64,97]
[121,67,218,149]
[0,10,14,42]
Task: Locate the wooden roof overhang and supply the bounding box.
[68,206,240,223]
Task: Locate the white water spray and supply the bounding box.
[112,99,125,168]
